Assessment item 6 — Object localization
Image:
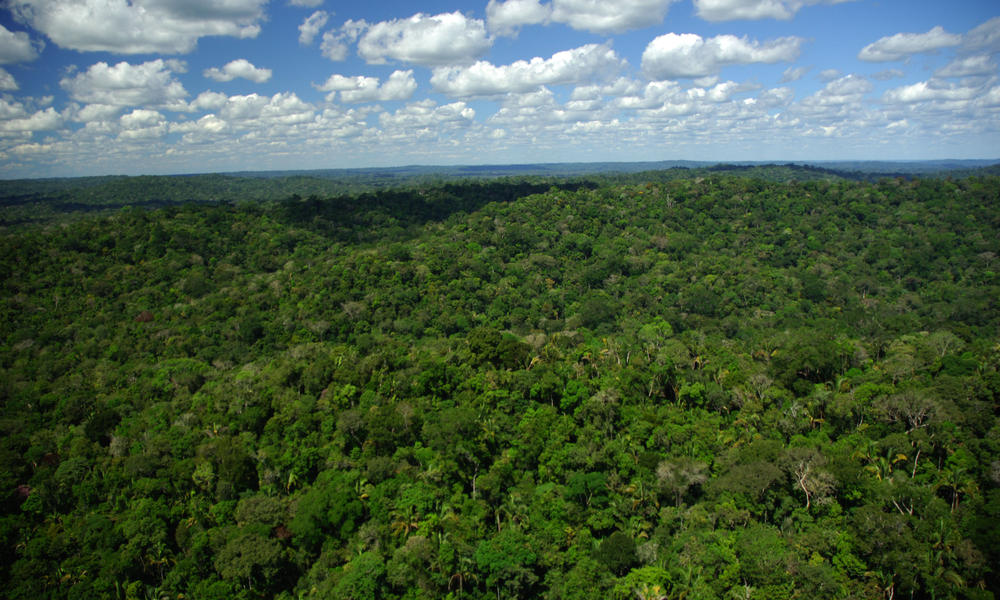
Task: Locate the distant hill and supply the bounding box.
[2,160,998,226]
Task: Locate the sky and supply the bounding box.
[0,0,997,178]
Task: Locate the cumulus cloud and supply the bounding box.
[571,78,642,101]
[488,86,621,130]
[819,69,842,81]
[170,114,228,139]
[780,65,808,82]
[204,59,272,83]
[0,68,18,91]
[60,59,189,108]
[0,98,28,120]
[935,55,997,78]
[487,0,682,36]
[822,74,872,97]
[216,92,316,130]
[615,79,756,114]
[757,86,793,107]
[871,69,904,81]
[357,12,491,66]
[288,0,323,7]
[8,0,266,54]
[430,43,624,97]
[0,24,41,64]
[299,10,329,45]
[378,99,475,132]
[883,80,983,104]
[858,26,962,62]
[315,70,417,103]
[118,108,167,140]
[0,106,62,132]
[694,0,853,22]
[321,19,367,61]
[189,91,228,111]
[487,0,551,36]
[320,33,348,61]
[73,103,122,122]
[550,0,680,35]
[642,33,804,79]
[962,16,1000,54]
[796,74,871,113]
[120,108,162,128]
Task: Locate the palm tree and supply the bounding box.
[936,466,978,513]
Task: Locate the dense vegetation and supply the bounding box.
[4,161,997,226]
[1,172,999,599]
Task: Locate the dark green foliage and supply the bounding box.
[474,529,539,598]
[289,470,363,552]
[1,172,999,599]
[595,531,637,575]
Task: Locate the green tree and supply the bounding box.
[475,529,539,599]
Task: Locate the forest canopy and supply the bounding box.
[1,169,999,599]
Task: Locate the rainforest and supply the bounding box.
[1,165,999,600]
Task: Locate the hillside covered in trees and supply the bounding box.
[1,172,999,599]
[3,161,996,227]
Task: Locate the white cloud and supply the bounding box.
[118,108,167,140]
[73,103,122,122]
[289,0,323,7]
[431,43,623,97]
[307,106,374,140]
[218,92,315,127]
[204,59,272,83]
[320,32,349,61]
[935,55,997,78]
[706,80,754,102]
[379,99,476,132]
[506,87,560,108]
[299,10,329,45]
[357,12,491,66]
[487,0,690,36]
[616,79,749,113]
[819,69,841,81]
[871,69,905,81]
[780,65,808,82]
[321,19,367,61]
[189,91,229,111]
[694,0,853,22]
[883,80,983,104]
[642,33,804,79]
[0,98,29,120]
[0,24,41,64]
[315,70,417,103]
[0,106,62,132]
[170,114,228,138]
[858,26,962,62]
[8,0,266,54]
[0,68,18,91]
[487,0,551,36]
[757,86,793,107]
[571,77,642,101]
[550,0,680,35]
[822,74,871,97]
[795,74,871,114]
[962,16,1000,54]
[60,60,189,108]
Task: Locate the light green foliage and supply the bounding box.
[332,552,386,600]
[475,528,539,598]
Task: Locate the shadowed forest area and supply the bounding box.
[1,168,999,599]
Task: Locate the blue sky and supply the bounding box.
[0,0,997,177]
